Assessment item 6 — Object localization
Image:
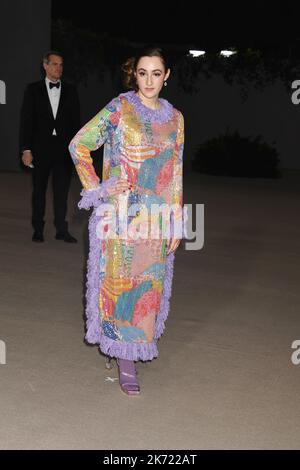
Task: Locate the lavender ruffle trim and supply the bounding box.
[82,205,175,361]
[84,211,103,344]
[121,91,174,124]
[154,252,175,340]
[78,176,118,210]
[99,332,159,361]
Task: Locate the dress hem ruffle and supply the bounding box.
[83,195,175,362]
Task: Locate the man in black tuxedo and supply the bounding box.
[20,51,80,243]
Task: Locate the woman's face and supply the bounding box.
[135,56,170,100]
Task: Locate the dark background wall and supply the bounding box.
[1,1,300,171]
[77,71,300,172]
[0,0,51,171]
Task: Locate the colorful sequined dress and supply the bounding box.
[69,91,184,361]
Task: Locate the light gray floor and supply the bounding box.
[1,169,300,449]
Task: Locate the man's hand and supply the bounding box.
[22,150,33,167]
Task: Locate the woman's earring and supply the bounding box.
[164,81,167,87]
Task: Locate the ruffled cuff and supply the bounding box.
[78,176,118,210]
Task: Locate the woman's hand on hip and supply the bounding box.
[166,238,180,255]
[107,179,132,197]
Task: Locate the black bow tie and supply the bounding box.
[49,81,60,89]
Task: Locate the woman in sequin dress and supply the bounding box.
[69,47,184,395]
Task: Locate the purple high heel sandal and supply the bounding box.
[117,359,140,396]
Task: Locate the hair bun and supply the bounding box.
[121,57,137,90]
[121,57,135,73]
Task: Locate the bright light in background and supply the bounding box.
[220,50,237,57]
[189,50,206,57]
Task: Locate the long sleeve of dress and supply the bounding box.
[171,112,184,232]
[68,97,120,209]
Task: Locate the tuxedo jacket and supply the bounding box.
[20,79,80,157]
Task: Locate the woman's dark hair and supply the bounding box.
[121,46,169,91]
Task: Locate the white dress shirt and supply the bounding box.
[45,77,61,135]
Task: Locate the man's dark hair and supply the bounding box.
[42,50,63,64]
